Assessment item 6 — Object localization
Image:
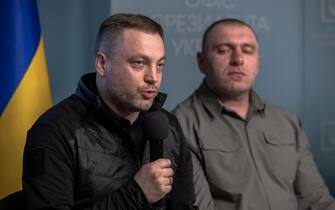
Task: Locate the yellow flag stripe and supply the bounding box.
[0,38,52,198]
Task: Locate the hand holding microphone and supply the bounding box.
[134,159,174,203]
[134,111,173,205]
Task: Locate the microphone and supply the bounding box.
[143,111,169,209]
[143,111,169,161]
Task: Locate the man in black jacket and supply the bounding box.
[22,13,195,210]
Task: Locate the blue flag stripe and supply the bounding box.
[0,0,41,115]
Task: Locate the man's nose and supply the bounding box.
[144,66,158,84]
[230,49,244,66]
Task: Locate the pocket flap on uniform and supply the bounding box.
[263,132,296,146]
[199,125,240,152]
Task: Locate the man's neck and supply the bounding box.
[114,108,139,125]
[103,98,140,124]
[218,92,250,120]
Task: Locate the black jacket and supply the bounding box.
[22,73,195,210]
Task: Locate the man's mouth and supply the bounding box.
[140,90,157,99]
[228,70,246,76]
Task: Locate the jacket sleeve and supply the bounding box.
[165,120,198,210]
[80,180,149,210]
[294,118,335,210]
[23,122,149,210]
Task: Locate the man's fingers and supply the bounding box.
[161,168,174,177]
[134,159,174,204]
[158,175,174,186]
[166,177,173,186]
[154,158,171,168]
[159,184,172,194]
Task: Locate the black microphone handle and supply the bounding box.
[150,139,163,161]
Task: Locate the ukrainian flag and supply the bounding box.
[0,0,52,198]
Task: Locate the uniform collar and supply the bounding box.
[196,80,266,120]
[249,89,266,117]
[196,80,223,120]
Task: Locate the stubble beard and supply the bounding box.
[109,89,155,113]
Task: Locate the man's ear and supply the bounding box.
[197,51,207,75]
[95,52,108,77]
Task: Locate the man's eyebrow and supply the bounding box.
[128,54,166,62]
[242,43,257,49]
[213,42,257,49]
[212,43,234,50]
[158,56,166,62]
[128,53,149,59]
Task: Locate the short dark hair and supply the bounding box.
[95,13,164,55]
[201,18,258,51]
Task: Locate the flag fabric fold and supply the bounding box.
[0,0,52,198]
